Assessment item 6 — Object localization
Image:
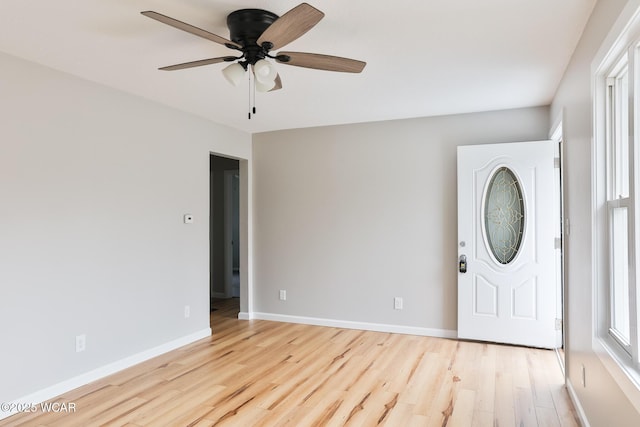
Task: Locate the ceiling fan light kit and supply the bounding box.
[254,77,276,93]
[222,63,245,86]
[253,59,277,84]
[141,3,366,118]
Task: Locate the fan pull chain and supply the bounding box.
[246,64,258,120]
[252,65,257,117]
[252,75,256,117]
[248,66,252,120]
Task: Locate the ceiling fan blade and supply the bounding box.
[141,11,241,49]
[257,3,324,50]
[270,74,283,91]
[159,57,237,71]
[277,52,366,73]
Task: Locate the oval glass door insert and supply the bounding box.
[483,167,525,264]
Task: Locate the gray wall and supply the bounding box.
[0,51,250,402]
[252,106,549,331]
[551,0,640,424]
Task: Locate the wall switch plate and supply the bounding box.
[184,305,191,318]
[279,290,286,301]
[394,297,403,310]
[76,334,86,353]
[184,214,194,224]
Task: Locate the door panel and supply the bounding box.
[457,140,559,348]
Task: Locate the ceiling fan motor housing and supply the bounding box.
[226,9,278,44]
[227,9,279,66]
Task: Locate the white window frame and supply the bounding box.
[593,4,640,403]
[605,57,635,354]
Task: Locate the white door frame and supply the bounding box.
[550,118,566,356]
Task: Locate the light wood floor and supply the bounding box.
[2,298,579,426]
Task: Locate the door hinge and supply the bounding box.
[554,237,562,249]
[554,157,561,169]
[555,318,563,330]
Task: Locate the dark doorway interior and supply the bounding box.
[210,155,240,311]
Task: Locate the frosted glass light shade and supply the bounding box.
[255,78,276,92]
[253,59,277,84]
[222,63,245,86]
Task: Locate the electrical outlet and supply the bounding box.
[184,305,191,318]
[279,290,286,301]
[394,297,403,310]
[75,334,86,353]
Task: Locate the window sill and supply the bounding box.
[594,336,640,413]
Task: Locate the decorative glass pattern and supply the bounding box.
[484,167,525,264]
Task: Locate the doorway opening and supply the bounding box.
[210,154,240,319]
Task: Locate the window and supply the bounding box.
[596,41,640,377]
[606,57,634,352]
[483,167,525,265]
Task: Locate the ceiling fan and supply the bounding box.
[141,3,366,115]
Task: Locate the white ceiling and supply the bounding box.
[0,0,596,134]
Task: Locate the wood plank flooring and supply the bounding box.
[1,298,579,426]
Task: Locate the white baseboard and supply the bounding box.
[250,312,457,338]
[238,311,252,320]
[566,378,590,427]
[0,328,211,421]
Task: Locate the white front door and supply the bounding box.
[457,140,560,349]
